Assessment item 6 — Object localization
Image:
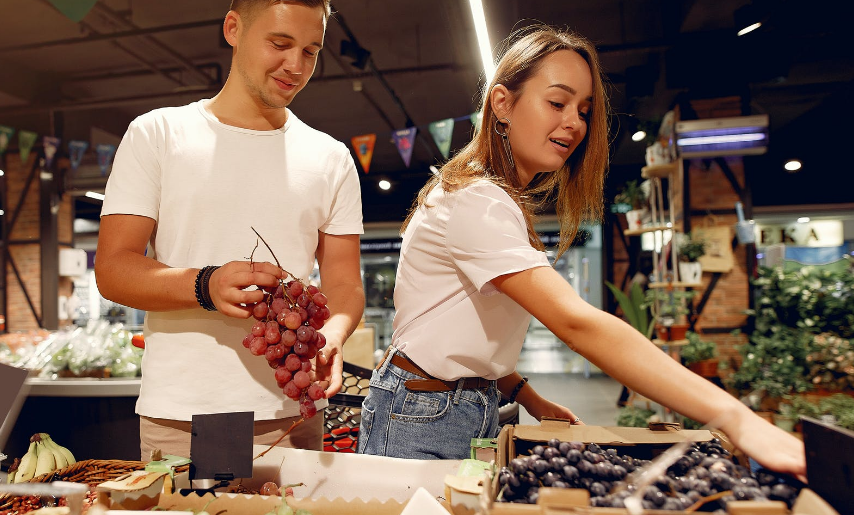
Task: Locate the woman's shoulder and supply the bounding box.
[452,179,518,207]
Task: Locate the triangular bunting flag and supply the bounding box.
[428,118,455,160]
[470,111,483,133]
[0,125,15,157]
[68,140,89,172]
[95,143,117,176]
[43,136,61,169]
[46,0,98,22]
[392,127,417,168]
[351,134,377,174]
[18,130,38,165]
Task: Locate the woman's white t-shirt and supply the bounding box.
[101,101,363,421]
[391,180,551,381]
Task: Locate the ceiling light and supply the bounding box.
[468,0,495,83]
[677,133,766,146]
[378,179,391,191]
[737,22,762,36]
[85,191,105,201]
[735,3,763,36]
[631,130,646,142]
[797,217,810,224]
[675,115,769,157]
[429,165,440,175]
[0,209,4,216]
[0,169,4,176]
[784,159,802,172]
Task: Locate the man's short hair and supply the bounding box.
[229,0,331,25]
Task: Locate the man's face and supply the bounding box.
[232,2,325,109]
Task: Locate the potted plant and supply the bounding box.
[677,233,707,284]
[614,180,648,230]
[616,405,658,427]
[682,331,719,378]
[643,288,696,341]
[605,281,654,339]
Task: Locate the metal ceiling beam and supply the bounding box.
[90,2,216,87]
[0,18,223,53]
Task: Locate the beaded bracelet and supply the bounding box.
[507,376,529,404]
[194,265,220,311]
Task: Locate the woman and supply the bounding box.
[357,26,805,479]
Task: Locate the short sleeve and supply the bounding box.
[319,143,364,235]
[446,183,550,294]
[101,115,162,221]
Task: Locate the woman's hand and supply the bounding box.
[722,410,807,482]
[523,396,584,425]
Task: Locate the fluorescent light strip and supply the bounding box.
[737,22,762,36]
[85,191,105,201]
[677,133,766,146]
[468,0,495,83]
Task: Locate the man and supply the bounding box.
[95,0,364,459]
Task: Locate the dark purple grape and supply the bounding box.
[558,441,572,455]
[547,438,561,448]
[542,471,560,487]
[587,443,603,454]
[589,482,607,497]
[562,465,579,482]
[509,458,527,475]
[566,449,582,464]
[542,447,561,460]
[531,445,545,456]
[531,459,548,476]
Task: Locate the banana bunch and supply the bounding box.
[11,433,76,483]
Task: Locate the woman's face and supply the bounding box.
[500,50,593,186]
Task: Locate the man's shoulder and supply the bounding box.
[288,111,347,153]
[132,101,202,127]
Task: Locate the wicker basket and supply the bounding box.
[0,459,187,514]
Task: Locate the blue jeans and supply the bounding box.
[357,347,501,460]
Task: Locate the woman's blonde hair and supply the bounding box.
[402,25,610,259]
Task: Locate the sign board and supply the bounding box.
[755,220,843,247]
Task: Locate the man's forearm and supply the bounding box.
[95,249,199,311]
[320,281,365,345]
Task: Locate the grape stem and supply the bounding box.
[250,226,300,284]
[253,418,306,460]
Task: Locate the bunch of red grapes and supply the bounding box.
[241,279,331,419]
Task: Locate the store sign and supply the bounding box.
[361,238,402,254]
[756,220,843,247]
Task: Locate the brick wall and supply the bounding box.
[3,151,74,331]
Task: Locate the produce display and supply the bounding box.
[0,322,142,378]
[496,437,804,511]
[243,228,331,419]
[6,434,76,484]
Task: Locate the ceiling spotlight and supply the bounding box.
[784,159,802,172]
[0,209,4,216]
[797,217,810,224]
[631,130,647,142]
[0,169,4,176]
[378,179,391,191]
[735,3,763,36]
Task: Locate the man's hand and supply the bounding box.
[208,261,283,318]
[314,333,345,398]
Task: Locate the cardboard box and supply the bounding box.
[150,445,462,515]
[445,421,838,515]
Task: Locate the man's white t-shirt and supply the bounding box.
[391,181,551,381]
[101,100,363,421]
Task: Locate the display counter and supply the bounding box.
[2,377,142,466]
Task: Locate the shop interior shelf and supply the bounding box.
[648,282,702,289]
[623,225,673,236]
[641,162,679,179]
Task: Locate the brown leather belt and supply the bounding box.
[386,351,492,392]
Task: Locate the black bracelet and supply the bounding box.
[194,265,220,311]
[508,376,529,404]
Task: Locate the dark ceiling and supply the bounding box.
[0,0,851,224]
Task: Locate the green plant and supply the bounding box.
[613,180,648,211]
[682,331,718,366]
[806,333,854,392]
[728,328,813,399]
[677,233,707,263]
[605,281,653,339]
[643,288,696,323]
[616,405,657,427]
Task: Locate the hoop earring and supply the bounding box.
[493,117,515,170]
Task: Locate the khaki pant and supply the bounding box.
[139,414,323,461]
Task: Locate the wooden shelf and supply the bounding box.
[623,225,672,236]
[653,338,690,347]
[641,162,679,179]
[648,282,703,289]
